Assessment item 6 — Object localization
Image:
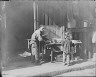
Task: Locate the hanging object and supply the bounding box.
[84,21,87,27]
[68,21,71,28]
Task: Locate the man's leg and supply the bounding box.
[35,50,39,62]
[31,55,35,63]
[0,60,2,77]
[40,42,44,61]
[63,52,66,65]
[31,45,35,63]
[66,53,70,66]
[92,43,96,61]
[35,43,40,64]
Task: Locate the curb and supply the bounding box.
[32,64,96,76]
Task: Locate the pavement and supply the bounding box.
[2,58,96,77]
[57,68,96,76]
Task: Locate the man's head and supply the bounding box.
[39,25,45,32]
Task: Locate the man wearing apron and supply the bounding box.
[30,26,45,65]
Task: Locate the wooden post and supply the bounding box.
[1,1,8,68]
[33,1,36,31]
[36,2,39,29]
[0,2,2,76]
[26,39,31,50]
[51,47,53,63]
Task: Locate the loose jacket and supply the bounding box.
[64,32,72,54]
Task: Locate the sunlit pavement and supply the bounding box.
[2,59,96,77]
[57,68,96,76]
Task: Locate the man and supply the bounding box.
[30,25,45,64]
[0,48,2,77]
[92,31,96,61]
[63,29,72,66]
[0,49,2,77]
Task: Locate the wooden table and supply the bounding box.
[45,40,82,62]
[71,40,82,60]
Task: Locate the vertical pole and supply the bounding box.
[36,2,39,29]
[51,47,53,63]
[0,2,2,76]
[1,1,7,68]
[33,1,36,32]
[67,2,68,29]
[2,1,6,29]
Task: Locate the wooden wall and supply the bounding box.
[44,25,65,41]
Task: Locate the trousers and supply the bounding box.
[31,42,39,62]
[63,39,71,64]
[63,52,70,64]
[31,41,44,62]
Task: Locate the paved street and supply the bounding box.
[57,68,96,76]
[2,58,96,77]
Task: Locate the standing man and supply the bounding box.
[63,29,72,66]
[30,25,45,65]
[0,48,2,77]
[92,31,96,61]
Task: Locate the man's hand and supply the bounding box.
[42,34,47,37]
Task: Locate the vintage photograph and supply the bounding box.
[0,0,96,77]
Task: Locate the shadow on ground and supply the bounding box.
[71,59,88,65]
[3,56,50,71]
[3,54,88,71]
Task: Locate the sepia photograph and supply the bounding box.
[0,0,96,77]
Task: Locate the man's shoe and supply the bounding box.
[63,63,67,66]
[45,59,50,62]
[35,62,41,65]
[66,64,71,66]
[31,60,35,63]
[35,60,41,65]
